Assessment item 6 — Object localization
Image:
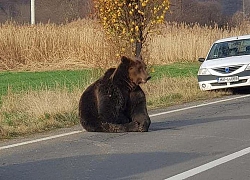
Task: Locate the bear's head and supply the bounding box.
[126,56,151,85]
[111,56,151,90]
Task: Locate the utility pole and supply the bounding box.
[180,0,183,16]
[31,0,35,24]
[243,0,245,20]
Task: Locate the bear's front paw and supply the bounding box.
[128,121,145,132]
[137,122,149,132]
[138,125,148,132]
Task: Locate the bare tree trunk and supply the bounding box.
[135,27,143,58]
[135,40,142,58]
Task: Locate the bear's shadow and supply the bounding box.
[149,114,250,131]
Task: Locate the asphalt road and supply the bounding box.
[1,94,250,180]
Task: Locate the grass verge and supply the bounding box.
[0,63,231,139]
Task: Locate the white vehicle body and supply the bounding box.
[197,35,250,90]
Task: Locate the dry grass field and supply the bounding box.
[0,19,250,71]
[0,19,249,139]
[148,22,250,64]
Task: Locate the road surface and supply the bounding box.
[1,94,250,180]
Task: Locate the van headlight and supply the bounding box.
[245,64,250,71]
[198,68,211,75]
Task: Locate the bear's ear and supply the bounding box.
[121,56,130,64]
[121,56,135,66]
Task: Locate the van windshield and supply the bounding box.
[207,38,250,60]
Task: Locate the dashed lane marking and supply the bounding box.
[165,146,250,180]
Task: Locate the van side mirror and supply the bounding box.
[198,58,205,62]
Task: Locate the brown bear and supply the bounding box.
[79,56,151,132]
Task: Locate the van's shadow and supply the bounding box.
[219,86,250,95]
[230,86,250,95]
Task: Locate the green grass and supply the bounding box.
[0,70,90,91]
[0,62,199,95]
[0,69,108,103]
[0,63,200,104]
[150,62,199,80]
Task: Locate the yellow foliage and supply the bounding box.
[93,0,170,55]
[135,26,139,32]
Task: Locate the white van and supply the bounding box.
[197,35,250,90]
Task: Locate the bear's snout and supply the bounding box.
[144,75,151,83]
[146,76,151,81]
[140,75,151,83]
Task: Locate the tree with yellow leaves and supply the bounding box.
[93,0,170,57]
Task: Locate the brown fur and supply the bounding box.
[79,56,151,132]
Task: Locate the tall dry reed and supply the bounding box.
[147,22,250,64]
[0,20,250,70]
[0,19,118,70]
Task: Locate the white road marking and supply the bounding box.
[165,146,250,180]
[1,94,250,150]
[0,130,83,150]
